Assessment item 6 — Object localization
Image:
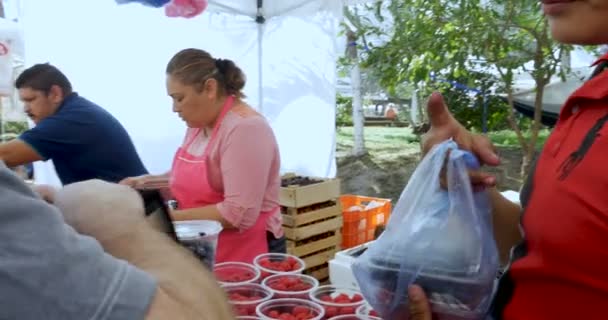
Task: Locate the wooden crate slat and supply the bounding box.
[302,247,338,269]
[305,266,329,281]
[284,216,343,241]
[280,176,341,208]
[282,202,342,227]
[287,232,341,257]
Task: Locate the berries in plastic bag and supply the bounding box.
[352,140,499,320]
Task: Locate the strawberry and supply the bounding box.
[324,306,338,318]
[293,306,309,315]
[338,306,355,315]
[319,295,333,302]
[351,294,364,302]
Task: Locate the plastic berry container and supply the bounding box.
[355,304,382,319]
[327,315,382,320]
[256,298,325,320]
[262,273,319,299]
[214,262,261,286]
[253,253,306,280]
[224,283,273,317]
[309,285,366,319]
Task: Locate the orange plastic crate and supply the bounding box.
[339,195,391,248]
[342,231,367,248]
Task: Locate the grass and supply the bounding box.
[336,126,550,159]
[488,129,551,149]
[336,127,420,162]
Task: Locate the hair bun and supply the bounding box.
[215,58,246,95]
[215,59,229,74]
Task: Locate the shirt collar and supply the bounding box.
[592,52,608,66]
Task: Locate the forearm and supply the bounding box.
[489,188,523,264]
[171,205,236,229]
[146,172,170,184]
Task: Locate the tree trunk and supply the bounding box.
[347,30,366,156]
[505,86,528,158]
[351,62,366,156]
[522,79,545,177]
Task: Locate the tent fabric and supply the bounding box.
[21,0,343,185]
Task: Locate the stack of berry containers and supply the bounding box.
[214,262,261,286]
[309,285,366,319]
[253,253,306,280]
[224,283,273,317]
[256,298,325,320]
[262,274,319,299]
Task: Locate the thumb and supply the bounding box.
[427,92,453,128]
[408,285,432,320]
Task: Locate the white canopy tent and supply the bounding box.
[18,0,367,186]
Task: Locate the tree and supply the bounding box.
[345,27,366,156]
[359,0,566,177]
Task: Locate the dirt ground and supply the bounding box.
[336,146,525,204]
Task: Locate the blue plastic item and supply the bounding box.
[352,139,499,320]
[114,0,170,8]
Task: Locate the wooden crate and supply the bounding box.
[282,201,342,228]
[283,201,343,241]
[287,231,341,257]
[287,229,340,282]
[281,190,342,282]
[280,173,341,208]
[305,263,330,283]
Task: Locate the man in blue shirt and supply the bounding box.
[0,63,148,185]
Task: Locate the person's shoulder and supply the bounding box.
[52,94,99,119]
[229,114,272,138]
[228,103,269,128]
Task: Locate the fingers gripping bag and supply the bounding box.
[352,140,499,320]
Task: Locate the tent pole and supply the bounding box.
[256,0,265,113]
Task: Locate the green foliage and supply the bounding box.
[360,0,564,92]
[489,128,551,149]
[3,121,27,135]
[353,0,565,176]
[336,95,353,127]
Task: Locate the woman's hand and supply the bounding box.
[422,92,500,188]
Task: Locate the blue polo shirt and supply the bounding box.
[19,93,148,185]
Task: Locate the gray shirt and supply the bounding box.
[0,162,157,320]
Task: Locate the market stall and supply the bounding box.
[20,0,372,186]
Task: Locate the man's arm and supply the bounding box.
[0,139,43,167]
[489,188,523,264]
[54,179,235,320]
[0,162,157,320]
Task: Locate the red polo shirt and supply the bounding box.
[503,53,608,319]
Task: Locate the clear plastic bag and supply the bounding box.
[352,139,499,320]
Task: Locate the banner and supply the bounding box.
[0,18,22,96]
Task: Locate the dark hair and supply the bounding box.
[15,63,73,96]
[166,48,246,98]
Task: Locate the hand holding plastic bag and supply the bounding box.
[353,139,499,320]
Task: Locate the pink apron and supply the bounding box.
[170,96,272,264]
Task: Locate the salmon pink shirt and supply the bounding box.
[180,105,283,238]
